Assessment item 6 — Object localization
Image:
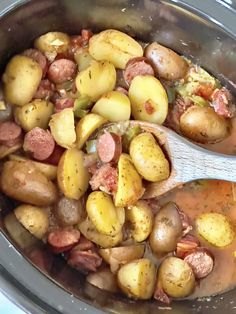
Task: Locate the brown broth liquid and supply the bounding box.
[157,118,236,298]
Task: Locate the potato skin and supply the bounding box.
[3,55,42,106]
[89,29,143,69]
[130,132,170,182]
[14,204,49,239]
[14,99,54,132]
[157,257,195,298]
[86,191,124,236]
[75,60,116,102]
[117,258,156,299]
[78,218,123,248]
[92,91,131,122]
[0,160,57,206]
[55,197,84,227]
[145,42,189,80]
[86,268,119,293]
[180,106,230,143]
[34,31,70,55]
[128,75,168,124]
[196,212,235,247]
[150,202,182,255]
[126,201,153,242]
[57,148,89,200]
[115,154,144,207]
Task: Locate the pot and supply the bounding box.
[0,0,236,313]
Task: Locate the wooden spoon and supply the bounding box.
[109,120,236,199]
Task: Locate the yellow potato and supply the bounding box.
[34,32,70,55]
[99,245,145,272]
[57,148,89,200]
[115,154,144,207]
[78,217,123,248]
[75,60,116,102]
[9,154,57,180]
[14,99,54,132]
[92,91,131,122]
[3,55,42,106]
[89,29,143,69]
[196,212,235,247]
[76,113,107,149]
[49,108,76,149]
[74,49,95,71]
[126,200,153,242]
[129,75,168,124]
[14,204,49,239]
[117,258,156,299]
[86,191,124,236]
[130,132,170,182]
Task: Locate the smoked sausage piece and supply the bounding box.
[123,57,155,85]
[34,79,55,100]
[0,121,22,147]
[48,59,77,84]
[97,132,122,163]
[48,228,80,254]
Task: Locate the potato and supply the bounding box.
[157,257,195,298]
[115,154,144,207]
[14,204,49,239]
[126,201,153,242]
[0,160,57,206]
[14,99,54,132]
[150,202,182,255]
[117,258,156,299]
[196,212,235,247]
[89,29,143,69]
[130,132,170,182]
[49,108,76,149]
[86,191,124,236]
[75,60,116,102]
[145,42,189,80]
[4,212,39,250]
[76,113,107,149]
[92,91,131,122]
[78,217,123,248]
[0,143,21,160]
[129,75,168,124]
[86,268,119,293]
[57,148,89,200]
[3,55,42,106]
[180,106,230,143]
[99,245,145,272]
[34,32,70,55]
[74,49,95,72]
[55,196,85,227]
[9,154,57,180]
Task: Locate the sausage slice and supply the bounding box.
[0,121,22,147]
[123,57,155,85]
[48,228,80,254]
[97,132,122,163]
[23,127,55,161]
[48,59,77,84]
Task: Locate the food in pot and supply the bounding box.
[0,28,236,305]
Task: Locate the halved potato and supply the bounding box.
[126,200,153,242]
[99,245,145,272]
[129,75,168,124]
[86,268,119,293]
[49,108,76,149]
[76,113,107,149]
[115,154,144,207]
[75,60,116,102]
[34,32,70,55]
[9,154,57,180]
[117,258,156,299]
[57,148,89,200]
[14,205,49,239]
[86,191,124,236]
[78,217,123,248]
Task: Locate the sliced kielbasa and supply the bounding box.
[0,121,22,147]
[54,97,74,113]
[44,144,65,165]
[34,79,55,100]
[89,163,118,193]
[23,127,55,161]
[123,57,155,85]
[176,234,200,259]
[184,248,214,279]
[67,249,102,273]
[47,59,77,84]
[97,132,122,163]
[211,87,235,118]
[23,48,48,77]
[48,228,80,254]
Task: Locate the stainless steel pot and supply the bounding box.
[0,1,236,313]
